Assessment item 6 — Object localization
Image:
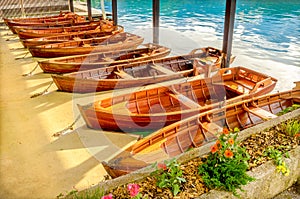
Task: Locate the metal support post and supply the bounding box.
[69,0,74,12]
[112,0,118,25]
[153,0,160,44]
[221,0,236,68]
[87,0,92,21]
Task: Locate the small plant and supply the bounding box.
[151,158,186,196]
[280,119,300,137]
[263,147,290,176]
[277,104,300,116]
[198,128,255,197]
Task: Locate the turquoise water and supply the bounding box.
[92,0,300,91]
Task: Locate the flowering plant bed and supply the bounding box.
[64,109,300,199]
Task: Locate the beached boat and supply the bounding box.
[101,87,300,178]
[78,66,277,132]
[28,32,144,58]
[5,12,86,34]
[50,46,225,92]
[16,22,100,40]
[3,11,74,24]
[16,20,114,40]
[21,25,124,47]
[40,43,169,73]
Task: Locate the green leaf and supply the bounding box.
[173,184,180,196]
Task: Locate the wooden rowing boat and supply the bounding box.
[3,11,73,24]
[41,46,224,74]
[16,20,114,40]
[77,66,277,132]
[39,43,169,73]
[50,46,224,92]
[5,12,86,34]
[28,32,144,58]
[21,25,124,47]
[16,22,100,40]
[101,87,300,178]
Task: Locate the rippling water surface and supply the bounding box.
[94,0,300,91]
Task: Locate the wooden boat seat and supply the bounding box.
[223,81,251,94]
[114,71,134,79]
[201,122,223,135]
[247,107,277,120]
[166,92,201,109]
[235,79,256,90]
[150,64,176,75]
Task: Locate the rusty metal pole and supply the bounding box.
[153,0,160,44]
[69,0,74,12]
[87,0,92,21]
[221,0,236,68]
[112,0,118,25]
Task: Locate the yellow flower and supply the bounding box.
[284,169,290,176]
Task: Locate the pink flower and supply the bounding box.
[101,193,113,199]
[157,163,167,170]
[127,183,140,197]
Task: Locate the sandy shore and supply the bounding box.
[0,27,138,199]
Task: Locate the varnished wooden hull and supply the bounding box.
[21,25,124,47]
[51,47,223,92]
[102,88,300,178]
[78,66,277,132]
[3,11,71,24]
[28,32,144,58]
[8,19,85,34]
[4,12,75,33]
[16,21,102,39]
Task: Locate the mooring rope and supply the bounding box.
[15,51,30,60]
[30,81,54,98]
[10,47,26,50]
[23,63,39,77]
[52,115,81,137]
[5,35,18,41]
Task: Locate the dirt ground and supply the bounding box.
[0,26,138,199]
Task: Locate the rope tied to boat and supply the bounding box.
[5,35,18,41]
[22,63,38,77]
[52,115,81,137]
[15,51,30,60]
[30,81,54,98]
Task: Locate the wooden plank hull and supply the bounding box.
[3,11,71,24]
[21,25,124,47]
[50,47,223,92]
[78,66,277,132]
[102,88,300,178]
[28,32,144,58]
[16,21,103,39]
[40,46,222,74]
[5,12,87,34]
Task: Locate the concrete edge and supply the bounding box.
[78,108,300,195]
